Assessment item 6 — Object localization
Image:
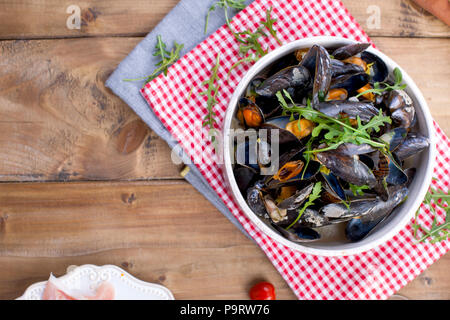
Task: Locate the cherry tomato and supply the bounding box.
[249,282,276,300]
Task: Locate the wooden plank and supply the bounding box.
[0,0,448,40]
[0,180,448,300]
[0,37,181,182]
[0,36,449,182]
[0,180,297,300]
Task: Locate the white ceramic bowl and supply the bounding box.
[222,36,436,256]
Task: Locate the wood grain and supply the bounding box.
[0,181,297,300]
[0,0,448,40]
[0,37,181,182]
[0,180,448,300]
[0,36,449,182]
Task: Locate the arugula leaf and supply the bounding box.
[412,184,449,243]
[356,67,407,98]
[261,6,282,45]
[205,0,246,34]
[123,35,184,85]
[349,183,370,196]
[276,90,390,153]
[200,53,222,146]
[286,182,322,230]
[228,7,281,77]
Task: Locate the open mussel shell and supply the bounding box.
[394,132,430,161]
[361,51,388,83]
[255,65,311,97]
[265,160,320,189]
[299,45,319,74]
[330,72,370,97]
[278,183,314,211]
[316,150,377,188]
[345,187,408,242]
[272,184,314,227]
[320,171,347,203]
[237,98,265,128]
[331,43,371,60]
[272,223,321,243]
[330,59,365,78]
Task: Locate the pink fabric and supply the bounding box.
[141,0,449,299]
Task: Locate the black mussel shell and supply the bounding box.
[255,66,311,97]
[380,127,408,152]
[345,187,408,241]
[394,132,430,161]
[332,43,371,60]
[265,53,299,78]
[316,151,377,187]
[330,72,370,97]
[320,171,347,203]
[316,100,379,122]
[272,223,321,243]
[330,59,365,78]
[361,51,388,83]
[235,131,260,171]
[245,77,265,100]
[335,143,376,156]
[234,166,257,195]
[299,45,319,75]
[312,45,332,106]
[385,90,415,129]
[246,181,268,217]
[279,183,314,211]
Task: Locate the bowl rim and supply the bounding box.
[222,36,436,256]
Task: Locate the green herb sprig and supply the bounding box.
[205,0,246,34]
[412,182,449,243]
[276,90,391,153]
[286,182,322,230]
[200,53,222,145]
[228,7,282,76]
[349,183,370,196]
[356,67,407,98]
[123,35,184,85]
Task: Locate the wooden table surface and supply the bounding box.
[0,0,449,300]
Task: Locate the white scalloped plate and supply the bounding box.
[17,265,175,300]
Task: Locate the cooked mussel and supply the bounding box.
[394,132,430,161]
[330,59,365,78]
[316,150,377,187]
[255,65,311,97]
[386,90,415,128]
[331,43,371,60]
[312,45,332,105]
[345,186,408,241]
[316,100,379,122]
[237,98,265,128]
[246,181,268,217]
[361,51,389,83]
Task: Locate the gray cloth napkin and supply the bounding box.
[106,0,254,240]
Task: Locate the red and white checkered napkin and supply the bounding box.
[142,0,449,299]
